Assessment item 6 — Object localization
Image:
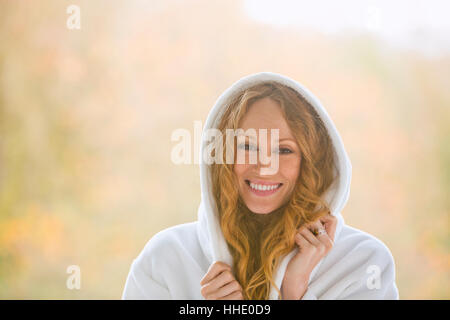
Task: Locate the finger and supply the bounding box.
[201,268,234,298]
[319,211,334,224]
[308,219,334,248]
[200,261,231,286]
[212,280,242,299]
[298,226,321,246]
[294,231,311,249]
[319,213,337,240]
[307,220,324,236]
[201,271,230,297]
[313,223,334,249]
[204,269,235,293]
[219,289,244,300]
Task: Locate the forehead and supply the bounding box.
[239,97,294,139]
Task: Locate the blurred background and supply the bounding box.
[0,0,449,299]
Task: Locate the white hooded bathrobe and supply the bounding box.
[122,72,399,300]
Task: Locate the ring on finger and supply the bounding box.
[316,228,327,236]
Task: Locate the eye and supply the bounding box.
[237,143,258,151]
[275,148,293,154]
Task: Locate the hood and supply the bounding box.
[196,71,352,299]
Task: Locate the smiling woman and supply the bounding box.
[122,72,399,300]
[232,96,304,215]
[211,81,337,299]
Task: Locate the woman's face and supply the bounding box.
[233,97,301,214]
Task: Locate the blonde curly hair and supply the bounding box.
[211,81,338,299]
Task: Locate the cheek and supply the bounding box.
[233,163,247,180]
[280,156,301,184]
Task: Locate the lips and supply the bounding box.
[245,179,283,196]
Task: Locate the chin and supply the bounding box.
[246,203,277,215]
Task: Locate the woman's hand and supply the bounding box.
[281,213,337,300]
[200,261,244,300]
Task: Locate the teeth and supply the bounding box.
[249,182,280,191]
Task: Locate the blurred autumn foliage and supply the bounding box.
[0,0,449,298]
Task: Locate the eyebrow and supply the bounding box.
[279,138,296,142]
[243,136,296,142]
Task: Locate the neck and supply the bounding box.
[238,199,285,237]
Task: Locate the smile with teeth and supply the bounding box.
[245,179,283,196]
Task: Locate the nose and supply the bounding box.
[257,146,272,166]
[257,139,279,176]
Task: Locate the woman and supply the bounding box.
[122,72,399,300]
